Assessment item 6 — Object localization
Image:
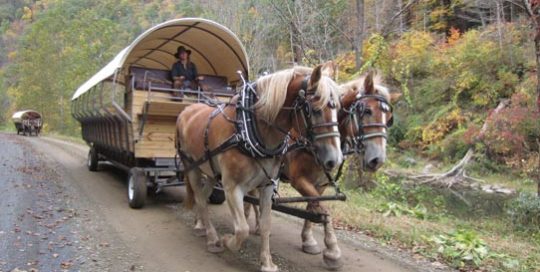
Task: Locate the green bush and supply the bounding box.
[387,115,406,147]
[507,192,540,233]
[428,229,490,268]
[372,174,446,214]
[435,128,469,161]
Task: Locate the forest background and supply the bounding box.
[1,0,540,271]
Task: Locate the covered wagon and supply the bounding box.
[71,18,249,208]
[12,110,43,136]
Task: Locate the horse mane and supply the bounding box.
[339,72,390,100]
[254,66,340,123]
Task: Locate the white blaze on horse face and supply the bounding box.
[380,111,387,157]
[331,108,340,149]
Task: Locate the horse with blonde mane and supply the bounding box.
[176,62,342,272]
[246,71,396,269]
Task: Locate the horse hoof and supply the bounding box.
[207,241,225,253]
[221,234,233,249]
[260,263,278,272]
[194,228,207,237]
[323,253,343,270]
[302,244,322,255]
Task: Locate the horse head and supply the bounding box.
[339,71,395,171]
[287,62,343,170]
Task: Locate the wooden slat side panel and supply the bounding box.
[134,116,177,159]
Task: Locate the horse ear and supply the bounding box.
[321,61,336,79]
[390,92,402,103]
[310,64,323,86]
[364,71,375,95]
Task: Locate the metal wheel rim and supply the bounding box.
[128,174,135,201]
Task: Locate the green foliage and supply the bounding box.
[373,174,445,219]
[377,201,428,219]
[507,193,540,234]
[387,115,406,146]
[431,128,469,161]
[428,229,490,268]
[381,22,533,174]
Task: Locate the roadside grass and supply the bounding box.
[277,165,540,271]
[0,123,15,132]
[44,131,86,145]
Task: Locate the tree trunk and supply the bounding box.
[535,12,540,197]
[290,21,302,65]
[354,0,365,70]
[526,0,540,196]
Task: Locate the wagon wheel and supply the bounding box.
[128,168,147,209]
[87,147,99,172]
[208,185,225,204]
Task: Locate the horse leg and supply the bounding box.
[301,202,322,254]
[258,185,277,272]
[187,171,223,253]
[290,176,322,254]
[316,186,342,269]
[193,175,215,237]
[244,189,261,235]
[221,183,250,252]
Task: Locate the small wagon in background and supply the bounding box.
[12,110,43,136]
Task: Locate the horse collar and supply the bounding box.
[236,82,290,158]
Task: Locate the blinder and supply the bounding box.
[294,76,340,144]
[344,94,393,153]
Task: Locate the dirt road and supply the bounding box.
[0,132,447,272]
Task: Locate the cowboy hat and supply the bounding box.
[175,46,192,58]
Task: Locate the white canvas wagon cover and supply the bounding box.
[72,18,250,100]
[12,110,41,123]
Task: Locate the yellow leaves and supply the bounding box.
[248,6,259,17]
[421,109,466,147]
[394,31,434,61]
[7,51,17,61]
[22,7,33,22]
[334,51,356,80]
[455,71,477,91]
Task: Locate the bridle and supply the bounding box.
[341,93,393,155]
[291,77,340,146]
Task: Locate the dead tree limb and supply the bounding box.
[403,99,511,188]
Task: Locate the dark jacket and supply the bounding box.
[171,61,198,81]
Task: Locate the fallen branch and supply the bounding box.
[385,99,515,195]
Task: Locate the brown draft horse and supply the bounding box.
[247,72,395,269]
[176,62,342,272]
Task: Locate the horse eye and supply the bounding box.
[364,108,372,116]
